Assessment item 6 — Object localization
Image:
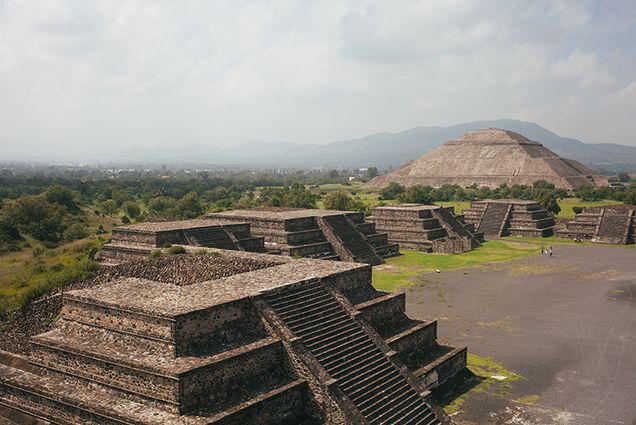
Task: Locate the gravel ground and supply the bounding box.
[0,253,282,354]
[408,245,636,425]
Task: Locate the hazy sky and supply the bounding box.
[1,0,636,158]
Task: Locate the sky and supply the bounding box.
[1,0,635,159]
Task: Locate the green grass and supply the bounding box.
[433,201,471,214]
[442,353,523,415]
[372,240,540,291]
[501,234,636,248]
[556,197,622,219]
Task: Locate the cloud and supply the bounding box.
[0,0,635,158]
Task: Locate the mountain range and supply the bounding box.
[108,119,636,171]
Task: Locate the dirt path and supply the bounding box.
[406,245,636,425]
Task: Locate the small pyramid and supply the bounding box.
[367,128,608,190]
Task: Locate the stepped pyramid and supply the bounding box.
[100,219,266,265]
[207,208,400,265]
[368,204,483,253]
[367,128,608,190]
[557,204,635,244]
[463,200,556,238]
[0,250,462,424]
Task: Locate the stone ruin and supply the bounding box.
[207,208,400,265]
[100,219,266,265]
[367,204,483,254]
[463,200,556,238]
[0,249,464,424]
[366,128,608,190]
[557,204,635,244]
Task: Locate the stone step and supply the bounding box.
[303,324,362,350]
[30,321,285,414]
[0,363,309,425]
[329,346,384,379]
[284,305,344,329]
[294,314,352,340]
[402,408,439,425]
[340,361,396,394]
[366,387,418,423]
[310,332,369,359]
[355,378,409,414]
[373,243,400,258]
[273,292,333,314]
[318,338,376,367]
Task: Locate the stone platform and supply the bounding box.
[367,204,483,254]
[557,204,635,244]
[463,200,556,238]
[0,249,462,424]
[100,219,266,265]
[207,208,400,265]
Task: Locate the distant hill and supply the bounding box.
[110,119,636,170]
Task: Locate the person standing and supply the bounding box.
[549,246,553,257]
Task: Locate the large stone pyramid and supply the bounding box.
[367,128,608,190]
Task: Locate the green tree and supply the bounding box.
[99,199,117,216]
[147,196,177,215]
[44,185,79,212]
[123,201,141,219]
[397,185,434,204]
[323,191,355,211]
[624,188,636,205]
[63,223,88,241]
[534,189,561,215]
[618,172,630,182]
[173,192,205,218]
[533,180,556,190]
[4,196,66,242]
[379,183,406,200]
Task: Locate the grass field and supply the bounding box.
[372,240,541,291]
[556,197,622,218]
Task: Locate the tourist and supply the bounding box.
[541,245,544,254]
[549,246,553,257]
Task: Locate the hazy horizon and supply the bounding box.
[1,1,636,159]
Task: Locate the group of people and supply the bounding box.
[541,245,553,257]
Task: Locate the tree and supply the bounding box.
[173,192,205,218]
[122,201,141,219]
[147,197,177,215]
[379,183,406,200]
[365,167,379,179]
[397,185,433,204]
[533,180,556,190]
[323,192,355,211]
[4,196,66,242]
[63,223,88,241]
[624,188,636,205]
[44,185,79,212]
[618,172,630,183]
[99,200,117,216]
[534,189,561,215]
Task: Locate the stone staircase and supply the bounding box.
[477,203,509,237]
[0,287,313,424]
[183,226,238,250]
[557,205,636,244]
[263,280,441,425]
[318,215,383,266]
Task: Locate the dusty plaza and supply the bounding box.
[402,243,636,425]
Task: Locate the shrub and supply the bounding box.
[168,246,186,255]
[121,215,130,224]
[572,206,584,215]
[149,250,162,258]
[63,223,88,241]
[379,183,405,200]
[122,201,141,219]
[99,199,117,216]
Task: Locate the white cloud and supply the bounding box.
[0,0,635,157]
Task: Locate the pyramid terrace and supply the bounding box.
[0,249,462,424]
[463,199,556,238]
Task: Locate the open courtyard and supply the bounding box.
[386,243,636,424]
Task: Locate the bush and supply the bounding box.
[168,246,186,255]
[121,215,130,224]
[624,188,636,205]
[379,183,406,200]
[43,185,79,212]
[63,223,88,241]
[323,191,355,211]
[99,199,117,216]
[149,250,162,258]
[397,185,433,204]
[122,201,141,219]
[572,206,584,215]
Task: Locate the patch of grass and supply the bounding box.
[501,235,636,249]
[372,240,540,291]
[515,394,540,405]
[433,201,471,214]
[556,197,622,219]
[442,353,522,415]
[167,246,186,255]
[0,242,100,315]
